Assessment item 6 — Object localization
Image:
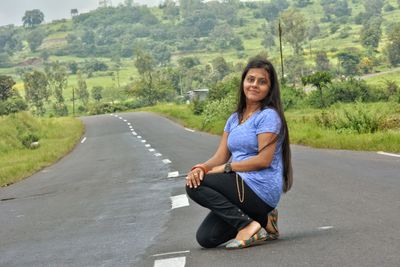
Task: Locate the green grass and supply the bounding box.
[363,69,400,87]
[0,112,84,186]
[136,102,400,153]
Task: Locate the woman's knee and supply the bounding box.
[196,229,218,248]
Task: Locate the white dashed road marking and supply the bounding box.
[377,151,400,158]
[170,194,189,209]
[318,226,334,230]
[167,171,179,178]
[137,136,142,139]
[154,153,162,157]
[145,144,151,147]
[152,250,190,257]
[154,257,186,267]
[127,122,131,125]
[149,148,155,152]
[162,159,172,164]
[81,137,87,144]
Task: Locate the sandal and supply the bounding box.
[265,209,279,240]
[225,228,267,249]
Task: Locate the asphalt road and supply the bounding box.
[1,112,399,267]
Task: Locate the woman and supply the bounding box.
[185,58,293,249]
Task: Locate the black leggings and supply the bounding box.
[185,172,274,248]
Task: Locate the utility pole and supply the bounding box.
[278,20,284,82]
[72,87,75,116]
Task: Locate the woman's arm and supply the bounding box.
[202,131,231,169]
[209,132,278,173]
[186,132,231,188]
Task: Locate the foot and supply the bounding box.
[265,209,279,240]
[235,221,261,241]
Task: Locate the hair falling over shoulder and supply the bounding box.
[238,57,293,193]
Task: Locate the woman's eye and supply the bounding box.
[259,80,266,85]
[247,77,254,82]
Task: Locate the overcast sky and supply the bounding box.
[0,0,162,27]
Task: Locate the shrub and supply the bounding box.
[20,133,39,149]
[281,85,306,109]
[324,78,371,105]
[202,93,236,129]
[0,97,28,115]
[314,102,383,134]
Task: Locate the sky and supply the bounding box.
[0,0,162,27]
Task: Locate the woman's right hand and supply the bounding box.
[186,167,205,188]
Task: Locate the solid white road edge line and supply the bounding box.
[81,137,87,144]
[167,171,179,178]
[377,151,400,158]
[170,194,189,209]
[154,257,186,267]
[152,250,190,257]
[162,159,172,164]
[184,128,195,132]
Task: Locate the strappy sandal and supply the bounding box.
[265,209,279,240]
[225,228,267,249]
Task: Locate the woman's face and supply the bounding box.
[243,68,271,105]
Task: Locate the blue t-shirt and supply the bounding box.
[224,108,283,207]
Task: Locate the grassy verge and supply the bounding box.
[137,103,400,153]
[0,112,84,187]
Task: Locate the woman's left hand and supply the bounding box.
[186,167,204,188]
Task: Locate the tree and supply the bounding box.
[364,0,384,16]
[178,57,200,69]
[151,43,171,67]
[337,50,361,76]
[280,9,308,55]
[179,0,204,19]
[360,16,382,49]
[45,62,68,104]
[210,23,242,51]
[308,21,321,40]
[261,22,276,49]
[22,9,45,28]
[302,72,332,108]
[92,86,103,102]
[0,75,16,101]
[76,71,89,107]
[258,0,289,21]
[0,25,22,55]
[210,56,231,82]
[161,0,180,21]
[26,28,46,52]
[315,51,331,72]
[23,70,50,115]
[385,23,400,66]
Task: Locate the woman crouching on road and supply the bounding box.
[185,57,293,249]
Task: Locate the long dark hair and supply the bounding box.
[236,57,293,193]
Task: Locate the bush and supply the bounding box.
[314,102,382,134]
[20,133,39,149]
[202,93,236,129]
[53,103,69,117]
[0,97,28,115]
[324,78,371,105]
[88,102,128,115]
[191,98,206,115]
[281,85,306,109]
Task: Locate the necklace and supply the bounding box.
[240,109,258,124]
